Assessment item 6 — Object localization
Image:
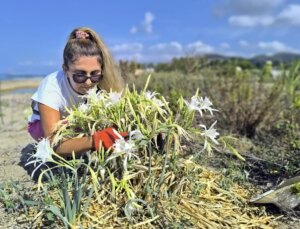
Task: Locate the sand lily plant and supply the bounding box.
[25,75,250,228]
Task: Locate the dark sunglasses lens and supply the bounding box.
[73,74,87,83]
[90,74,103,83]
[72,74,103,84]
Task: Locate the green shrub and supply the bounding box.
[130,67,288,138]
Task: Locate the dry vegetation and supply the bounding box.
[0,62,300,228]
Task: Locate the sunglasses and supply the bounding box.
[72,73,104,84]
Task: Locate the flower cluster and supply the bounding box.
[184,95,217,116]
[29,85,221,178]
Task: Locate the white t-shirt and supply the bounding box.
[28,70,86,122]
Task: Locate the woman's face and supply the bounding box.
[66,56,102,95]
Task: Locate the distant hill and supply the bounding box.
[250,52,300,66]
[202,52,300,67]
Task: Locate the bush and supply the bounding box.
[130,66,288,138]
[201,67,286,137]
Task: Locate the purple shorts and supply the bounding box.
[28,120,44,141]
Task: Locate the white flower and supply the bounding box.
[184,96,217,116]
[153,97,165,107]
[129,129,144,140]
[144,91,158,100]
[99,165,106,180]
[81,87,99,100]
[105,129,139,171]
[184,96,200,112]
[198,97,217,115]
[114,138,136,154]
[78,103,89,113]
[200,121,219,145]
[145,91,163,106]
[106,91,122,107]
[236,66,242,72]
[25,138,54,177]
[145,91,166,114]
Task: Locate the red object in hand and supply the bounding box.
[93,127,128,151]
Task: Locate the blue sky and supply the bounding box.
[1,0,300,75]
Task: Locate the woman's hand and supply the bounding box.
[93,127,128,151]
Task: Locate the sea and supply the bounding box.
[0,73,44,81]
[0,74,44,94]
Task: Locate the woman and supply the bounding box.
[28,27,127,156]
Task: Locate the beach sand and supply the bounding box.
[0,78,41,93]
[0,80,40,227]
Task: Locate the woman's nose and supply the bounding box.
[85,78,93,85]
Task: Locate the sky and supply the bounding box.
[1,0,300,75]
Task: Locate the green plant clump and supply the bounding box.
[23,76,274,228]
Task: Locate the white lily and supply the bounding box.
[145,91,166,115]
[105,129,139,171]
[145,91,164,106]
[144,91,158,100]
[129,129,144,141]
[184,96,217,116]
[153,97,165,108]
[81,87,99,100]
[198,97,217,115]
[78,103,89,113]
[106,91,122,107]
[99,165,106,180]
[25,138,54,177]
[184,96,200,112]
[199,121,219,145]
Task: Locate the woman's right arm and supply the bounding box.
[38,103,94,157]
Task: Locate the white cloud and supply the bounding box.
[130,11,155,34]
[186,41,214,55]
[130,26,137,34]
[110,39,299,63]
[41,60,56,66]
[224,0,284,15]
[111,40,217,63]
[276,4,300,26]
[239,40,249,47]
[229,15,274,27]
[228,3,300,27]
[220,42,230,49]
[149,41,183,53]
[111,43,143,53]
[112,42,183,63]
[116,53,143,62]
[257,40,297,53]
[145,41,184,62]
[144,54,181,63]
[142,12,155,34]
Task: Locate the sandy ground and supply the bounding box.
[0,92,35,180]
[0,78,41,93]
[0,90,37,228]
